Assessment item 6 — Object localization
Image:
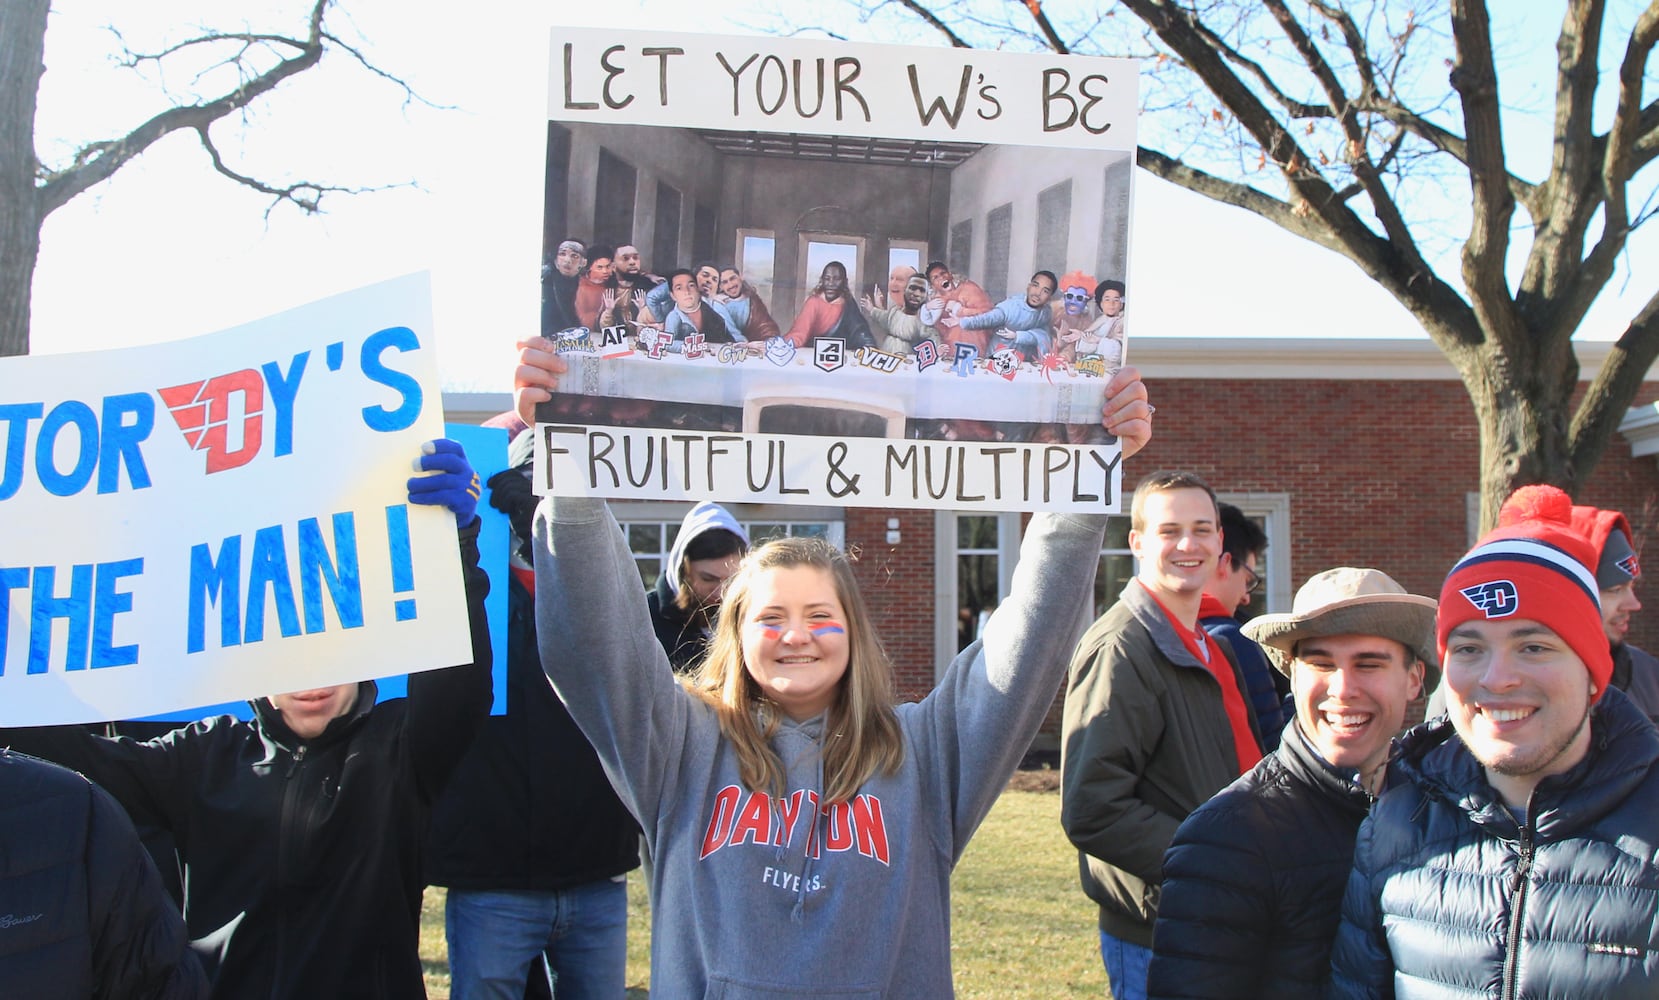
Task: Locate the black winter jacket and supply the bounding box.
[1612,642,1659,727]
[0,750,207,999]
[1331,686,1659,998]
[1148,720,1373,999]
[7,521,492,1000]
[426,574,640,892]
[647,573,707,674]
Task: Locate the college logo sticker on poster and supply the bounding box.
[534,29,1137,513]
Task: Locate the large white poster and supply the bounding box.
[536,29,1137,513]
[0,273,472,725]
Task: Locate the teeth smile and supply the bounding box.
[1482,707,1533,723]
[1324,712,1370,727]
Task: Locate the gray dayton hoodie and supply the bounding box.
[535,495,1106,997]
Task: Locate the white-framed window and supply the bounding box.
[1221,492,1292,615]
[933,511,1023,677]
[612,501,844,589]
[1084,494,1291,619]
[798,234,867,294]
[736,228,777,312]
[932,492,1291,680]
[888,240,928,281]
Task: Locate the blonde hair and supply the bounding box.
[689,536,903,803]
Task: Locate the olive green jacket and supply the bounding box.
[1061,581,1258,946]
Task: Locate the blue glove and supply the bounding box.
[407,438,480,526]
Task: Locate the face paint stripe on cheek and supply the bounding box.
[809,622,846,637]
[752,622,784,640]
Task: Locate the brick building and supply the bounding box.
[450,335,1659,737]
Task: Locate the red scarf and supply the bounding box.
[1142,582,1261,775]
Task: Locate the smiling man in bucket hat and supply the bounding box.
[1148,567,1434,999]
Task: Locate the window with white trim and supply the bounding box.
[613,502,844,589]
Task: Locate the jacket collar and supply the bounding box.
[1279,719,1376,816]
[1395,685,1659,838]
[1123,580,1208,670]
[250,679,379,754]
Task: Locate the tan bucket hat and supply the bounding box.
[1242,567,1440,691]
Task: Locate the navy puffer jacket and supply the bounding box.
[0,750,206,998]
[1149,719,1372,999]
[1331,686,1659,998]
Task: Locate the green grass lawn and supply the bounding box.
[421,784,1109,998]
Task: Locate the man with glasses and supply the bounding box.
[1201,504,1286,749]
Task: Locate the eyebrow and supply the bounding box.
[1447,623,1558,641]
[1297,644,1400,662]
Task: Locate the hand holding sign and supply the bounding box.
[1100,365,1152,460]
[514,337,570,427]
[408,439,481,526]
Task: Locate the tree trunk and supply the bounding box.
[0,0,47,358]
[1463,342,1577,530]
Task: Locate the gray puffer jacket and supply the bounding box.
[1330,686,1659,998]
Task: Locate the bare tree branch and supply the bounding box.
[36,0,332,217]
[1568,3,1659,327]
[1021,0,1071,55]
[1262,0,1423,268]
[886,0,971,48]
[1570,289,1659,480]
[35,0,427,221]
[1448,0,1524,354]
[319,30,447,111]
[1307,0,1379,97]
[193,125,400,217]
[1516,0,1605,312]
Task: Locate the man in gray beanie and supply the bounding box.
[1571,503,1659,725]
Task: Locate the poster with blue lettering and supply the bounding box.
[0,273,474,725]
[536,30,1136,513]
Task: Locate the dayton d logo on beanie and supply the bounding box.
[1458,580,1519,618]
[1438,485,1613,700]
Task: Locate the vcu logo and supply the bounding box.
[1460,580,1519,618]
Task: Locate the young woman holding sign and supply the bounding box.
[513,337,1151,996]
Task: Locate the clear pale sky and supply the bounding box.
[28,1,1650,390]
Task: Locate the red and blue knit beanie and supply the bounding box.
[1437,485,1613,700]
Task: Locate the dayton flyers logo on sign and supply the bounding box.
[1460,580,1519,618]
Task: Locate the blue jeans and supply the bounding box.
[446,879,628,1000]
[1100,930,1152,1000]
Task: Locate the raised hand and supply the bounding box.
[513,336,569,427]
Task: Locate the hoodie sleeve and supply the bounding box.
[533,495,694,828]
[957,301,1011,331]
[908,511,1107,859]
